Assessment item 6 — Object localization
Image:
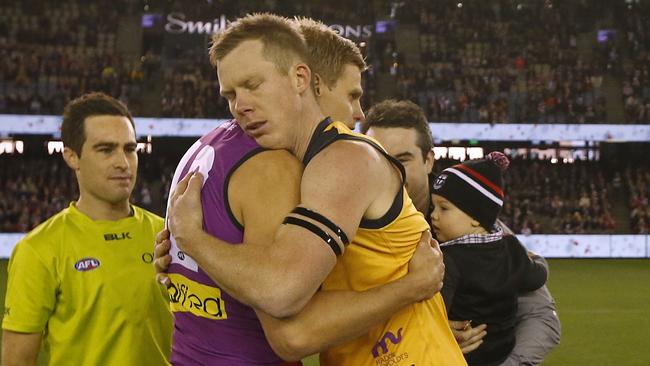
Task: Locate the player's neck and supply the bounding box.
[414,191,429,216]
[290,106,326,162]
[76,194,132,221]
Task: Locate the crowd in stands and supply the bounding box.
[500,158,617,234]
[0,152,641,235]
[395,0,610,124]
[0,0,147,116]
[158,0,377,119]
[160,50,228,118]
[0,155,76,232]
[1,0,649,124]
[619,1,650,123]
[433,156,620,234]
[625,165,649,234]
[0,153,165,232]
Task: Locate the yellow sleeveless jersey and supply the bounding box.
[303,119,466,366]
[2,203,173,365]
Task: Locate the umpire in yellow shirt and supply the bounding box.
[2,92,173,365]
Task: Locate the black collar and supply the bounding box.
[302,117,335,166]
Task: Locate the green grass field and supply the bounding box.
[0,259,648,365]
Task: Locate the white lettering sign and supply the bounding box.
[163,12,372,38]
[165,13,228,34]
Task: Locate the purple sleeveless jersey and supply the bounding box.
[166,120,282,365]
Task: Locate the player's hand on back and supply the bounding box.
[154,228,172,287]
[405,231,445,301]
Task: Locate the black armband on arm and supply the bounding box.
[282,207,350,256]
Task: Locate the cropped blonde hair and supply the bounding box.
[209,13,309,74]
[295,17,367,88]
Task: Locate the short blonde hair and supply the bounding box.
[209,13,309,74]
[295,17,367,88]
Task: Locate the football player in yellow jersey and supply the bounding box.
[165,14,465,365]
[154,17,447,364]
[362,99,561,365]
[2,93,172,366]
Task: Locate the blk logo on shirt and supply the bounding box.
[104,232,132,241]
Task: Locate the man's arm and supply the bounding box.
[154,232,443,361]
[256,237,443,361]
[168,151,334,317]
[508,252,560,365]
[163,149,445,358]
[168,142,392,317]
[2,243,54,366]
[1,331,41,366]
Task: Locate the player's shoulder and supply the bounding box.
[131,205,165,231]
[331,133,383,158]
[309,137,387,180]
[229,150,302,210]
[237,149,303,179]
[13,207,74,258]
[20,208,70,244]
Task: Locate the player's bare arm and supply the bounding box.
[163,148,444,357]
[259,233,443,361]
[167,140,401,317]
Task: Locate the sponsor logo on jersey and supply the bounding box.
[168,273,228,320]
[104,232,132,241]
[141,252,154,263]
[372,328,403,357]
[372,328,409,365]
[74,258,101,272]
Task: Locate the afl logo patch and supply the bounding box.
[74,258,101,272]
[433,173,448,190]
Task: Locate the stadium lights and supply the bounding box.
[0,140,23,154]
[448,147,468,161]
[47,141,64,155]
[467,147,484,160]
[44,140,152,154]
[136,141,153,153]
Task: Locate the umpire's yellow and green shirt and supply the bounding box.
[2,203,172,365]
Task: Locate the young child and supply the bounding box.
[430,152,548,366]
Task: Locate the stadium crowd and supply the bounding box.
[432,157,620,235]
[1,153,642,235]
[0,0,647,234]
[619,0,650,123]
[0,153,165,232]
[1,0,647,123]
[396,0,609,124]
[626,165,650,234]
[0,0,148,115]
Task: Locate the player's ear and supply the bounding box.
[425,148,435,174]
[294,62,312,94]
[313,74,322,96]
[63,147,80,171]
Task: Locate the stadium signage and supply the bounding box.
[165,13,228,35]
[164,12,372,39]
